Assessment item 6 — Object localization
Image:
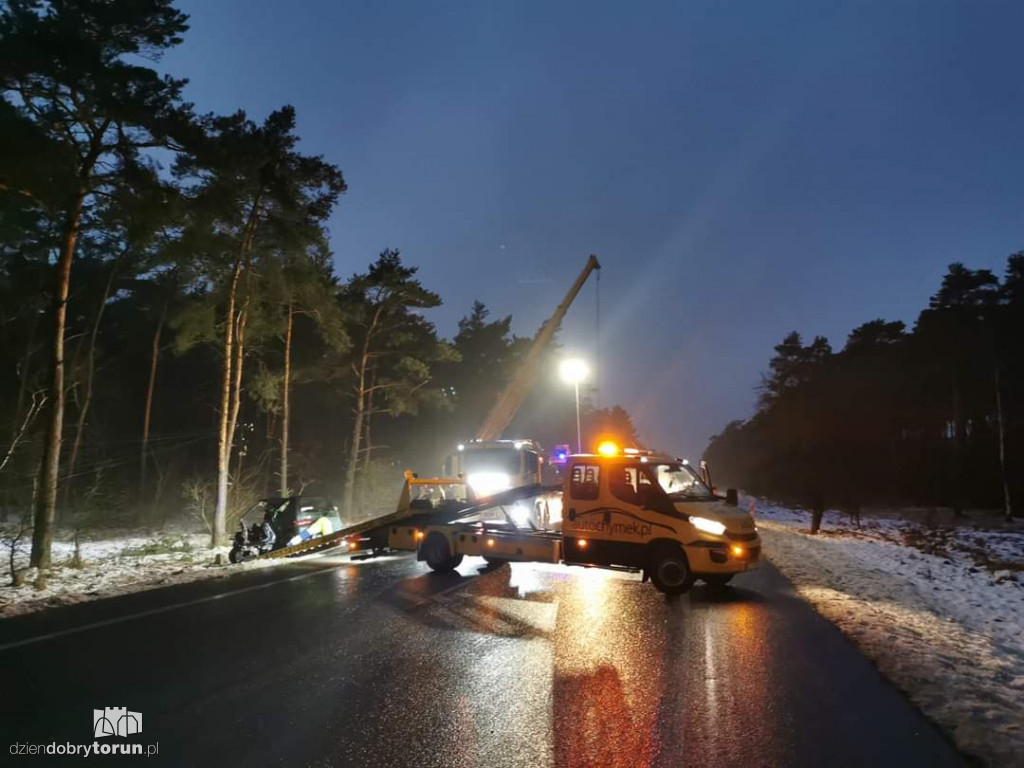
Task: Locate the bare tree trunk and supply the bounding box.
[214,257,243,546]
[224,239,257,517]
[226,302,249,490]
[810,492,824,534]
[342,315,381,517]
[227,312,246,458]
[951,373,966,518]
[362,366,376,472]
[993,359,1013,521]
[279,304,293,496]
[213,197,261,546]
[342,355,367,519]
[140,301,167,497]
[66,268,115,495]
[31,192,85,568]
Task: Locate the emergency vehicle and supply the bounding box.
[442,439,548,498]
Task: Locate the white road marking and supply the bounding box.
[0,564,342,653]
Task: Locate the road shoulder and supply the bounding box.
[754,500,1024,767]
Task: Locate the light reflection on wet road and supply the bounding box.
[0,552,965,767]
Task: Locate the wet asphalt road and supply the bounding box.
[0,552,966,767]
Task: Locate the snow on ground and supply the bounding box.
[0,530,286,619]
[750,496,1024,767]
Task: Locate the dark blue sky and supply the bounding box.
[164,0,1024,457]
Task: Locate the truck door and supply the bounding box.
[562,461,601,564]
[563,460,677,569]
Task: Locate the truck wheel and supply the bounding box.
[422,532,463,572]
[702,574,734,587]
[649,544,694,595]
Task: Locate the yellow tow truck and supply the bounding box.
[388,444,760,594]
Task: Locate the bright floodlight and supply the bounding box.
[560,358,589,453]
[559,358,589,384]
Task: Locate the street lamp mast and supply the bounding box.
[559,358,589,454]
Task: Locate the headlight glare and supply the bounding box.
[467,471,512,497]
[691,516,726,536]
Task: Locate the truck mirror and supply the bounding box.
[726,488,738,507]
[700,460,713,488]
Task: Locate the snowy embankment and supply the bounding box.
[0,531,283,619]
[751,497,1024,766]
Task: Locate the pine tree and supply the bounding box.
[1,0,190,566]
[338,250,455,517]
[173,106,345,543]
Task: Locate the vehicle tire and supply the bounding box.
[702,574,734,587]
[648,544,695,595]
[422,532,464,572]
[228,547,242,564]
[483,557,507,568]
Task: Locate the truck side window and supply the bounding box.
[570,464,600,500]
[525,451,539,474]
[610,465,641,505]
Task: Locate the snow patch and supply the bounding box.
[0,531,284,619]
[751,497,1024,766]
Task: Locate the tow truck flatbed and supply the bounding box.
[253,477,558,560]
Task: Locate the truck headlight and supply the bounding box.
[690,516,726,536]
[467,472,511,497]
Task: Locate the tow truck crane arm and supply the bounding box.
[245,255,601,562]
[473,254,600,441]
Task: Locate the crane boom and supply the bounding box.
[474,254,601,441]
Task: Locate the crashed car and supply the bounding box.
[228,496,344,562]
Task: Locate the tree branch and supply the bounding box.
[0,390,47,475]
[0,181,50,211]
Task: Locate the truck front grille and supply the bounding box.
[726,531,758,542]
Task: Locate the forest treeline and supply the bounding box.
[705,258,1024,518]
[0,2,637,566]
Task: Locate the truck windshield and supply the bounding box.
[653,463,714,500]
